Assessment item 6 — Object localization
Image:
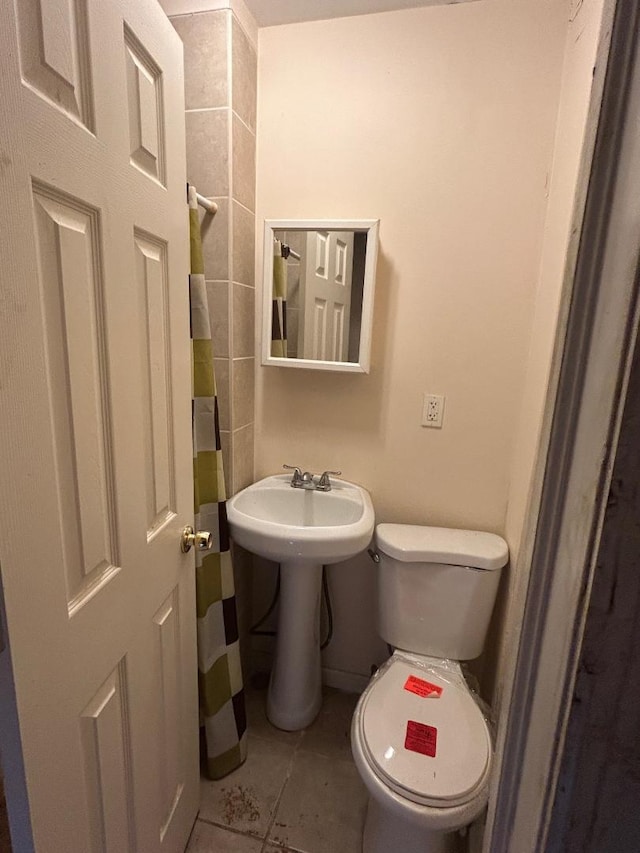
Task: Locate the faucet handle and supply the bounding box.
[283,464,302,476]
[317,470,341,490]
[283,464,303,486]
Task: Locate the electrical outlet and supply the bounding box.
[422,394,445,428]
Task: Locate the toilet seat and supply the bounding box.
[358,655,492,809]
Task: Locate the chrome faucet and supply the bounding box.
[316,470,341,492]
[283,465,341,491]
[283,465,316,489]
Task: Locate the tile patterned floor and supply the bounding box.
[188,687,368,853]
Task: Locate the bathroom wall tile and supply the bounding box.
[286,308,299,358]
[298,688,359,762]
[186,109,229,199]
[232,201,255,286]
[171,10,229,111]
[231,15,257,132]
[285,261,300,307]
[220,429,232,491]
[187,820,262,852]
[232,113,256,212]
[232,357,254,429]
[232,423,254,493]
[213,357,230,431]
[201,197,229,282]
[199,734,294,839]
[206,281,230,358]
[285,230,305,256]
[233,284,255,358]
[269,750,367,853]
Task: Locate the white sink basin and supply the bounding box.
[227,474,374,564]
[227,473,375,731]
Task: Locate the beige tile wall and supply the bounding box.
[171,8,257,670]
[171,8,256,497]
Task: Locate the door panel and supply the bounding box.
[81,661,135,853]
[32,184,120,613]
[125,26,166,184]
[154,589,183,840]
[135,230,176,539]
[301,230,353,361]
[15,0,94,130]
[0,1,198,851]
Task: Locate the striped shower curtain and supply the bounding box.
[189,186,247,779]
[271,240,288,357]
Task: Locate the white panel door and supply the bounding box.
[300,231,353,361]
[0,1,198,852]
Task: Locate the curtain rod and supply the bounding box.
[196,192,218,215]
[187,182,218,215]
[281,242,301,261]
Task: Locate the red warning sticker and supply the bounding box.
[405,720,438,757]
[404,675,443,698]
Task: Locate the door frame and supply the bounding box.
[486,1,640,850]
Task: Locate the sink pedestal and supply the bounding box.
[267,559,323,731]
[226,474,374,731]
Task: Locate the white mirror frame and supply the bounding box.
[261,219,380,373]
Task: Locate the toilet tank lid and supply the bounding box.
[376,524,508,570]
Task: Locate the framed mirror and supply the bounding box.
[261,219,379,373]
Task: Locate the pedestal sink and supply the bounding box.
[227,474,374,730]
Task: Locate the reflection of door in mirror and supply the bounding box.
[271,225,372,368]
[299,231,353,361]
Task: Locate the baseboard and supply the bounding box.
[322,666,369,694]
[249,650,369,695]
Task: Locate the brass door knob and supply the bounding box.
[180,526,212,553]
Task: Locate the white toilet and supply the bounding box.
[351,523,508,853]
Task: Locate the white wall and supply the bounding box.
[253,2,569,682]
[255,1,567,530]
[505,0,608,573]
[489,0,607,707]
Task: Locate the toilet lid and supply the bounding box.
[360,657,491,808]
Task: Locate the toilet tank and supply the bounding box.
[375,524,508,661]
